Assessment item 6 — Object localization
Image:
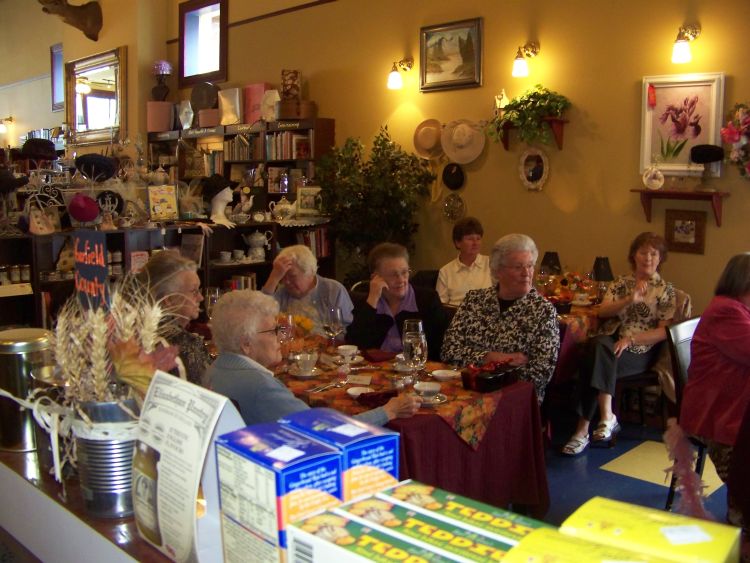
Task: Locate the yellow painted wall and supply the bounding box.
[3,0,749,312]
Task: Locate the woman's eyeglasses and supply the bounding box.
[257,325,281,336]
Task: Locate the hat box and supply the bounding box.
[274,100,317,120]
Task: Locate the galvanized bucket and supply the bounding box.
[75,399,139,519]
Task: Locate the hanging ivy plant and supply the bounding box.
[488,85,571,145]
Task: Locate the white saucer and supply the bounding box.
[420,393,448,407]
[347,386,373,398]
[431,369,460,381]
[393,363,414,373]
[289,366,322,378]
[335,354,364,365]
[572,299,593,307]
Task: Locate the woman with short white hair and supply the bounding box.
[208,290,421,426]
[441,234,559,404]
[262,244,353,335]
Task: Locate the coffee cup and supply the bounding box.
[336,344,358,363]
[219,251,232,263]
[232,249,245,261]
[296,352,318,374]
[414,381,441,399]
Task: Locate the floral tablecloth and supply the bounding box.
[280,360,502,449]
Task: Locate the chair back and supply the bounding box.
[667,316,700,414]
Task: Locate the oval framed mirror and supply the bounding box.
[519,147,549,191]
[65,46,127,146]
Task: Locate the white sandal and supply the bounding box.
[562,434,590,456]
[592,416,621,442]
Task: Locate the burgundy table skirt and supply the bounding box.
[387,381,550,519]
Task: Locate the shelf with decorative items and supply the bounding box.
[487,85,571,151]
[629,188,730,226]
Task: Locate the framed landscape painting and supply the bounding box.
[640,72,724,176]
[420,18,482,92]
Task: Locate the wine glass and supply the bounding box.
[322,307,345,349]
[402,331,428,383]
[204,287,220,320]
[277,313,296,362]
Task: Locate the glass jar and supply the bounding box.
[0,266,9,285]
[20,264,30,282]
[9,265,21,283]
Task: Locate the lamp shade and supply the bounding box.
[540,251,562,275]
[690,144,724,164]
[592,256,614,281]
[387,64,403,90]
[671,39,691,64]
[512,55,529,77]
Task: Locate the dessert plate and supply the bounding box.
[420,393,448,407]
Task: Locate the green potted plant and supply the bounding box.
[488,84,571,146]
[317,127,435,283]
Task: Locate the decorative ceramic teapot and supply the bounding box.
[268,196,295,220]
[242,230,273,262]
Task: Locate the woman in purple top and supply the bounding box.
[346,243,448,361]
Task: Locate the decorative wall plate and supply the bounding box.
[443,193,466,221]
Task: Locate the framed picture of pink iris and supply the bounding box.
[640,72,724,177]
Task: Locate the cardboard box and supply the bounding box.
[280,408,399,501]
[560,496,740,563]
[335,496,515,561]
[215,423,343,561]
[377,481,550,545]
[244,82,273,124]
[287,511,459,562]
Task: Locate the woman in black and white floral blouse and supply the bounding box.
[562,232,676,456]
[441,233,559,405]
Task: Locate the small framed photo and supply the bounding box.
[640,72,724,176]
[296,186,322,216]
[664,209,706,254]
[420,18,482,92]
[148,185,179,221]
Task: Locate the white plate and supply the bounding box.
[420,393,448,407]
[289,366,322,378]
[347,386,373,398]
[393,363,414,373]
[335,354,364,365]
[571,299,593,307]
[431,369,460,381]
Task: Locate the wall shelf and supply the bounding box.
[501,117,568,150]
[630,189,730,226]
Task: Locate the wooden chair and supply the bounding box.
[664,316,702,511]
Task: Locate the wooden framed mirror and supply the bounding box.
[519,147,549,191]
[65,46,127,146]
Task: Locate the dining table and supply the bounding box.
[279,355,551,519]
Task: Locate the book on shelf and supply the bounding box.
[295,225,330,258]
[225,273,256,291]
[180,233,205,267]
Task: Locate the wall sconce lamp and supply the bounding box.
[512,42,539,77]
[672,23,700,64]
[387,57,414,90]
[0,116,13,134]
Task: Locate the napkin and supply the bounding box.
[356,389,397,408]
[362,349,397,362]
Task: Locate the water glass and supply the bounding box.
[278,313,296,359]
[323,306,345,346]
[402,331,428,374]
[403,319,424,335]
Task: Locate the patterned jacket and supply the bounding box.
[440,286,559,403]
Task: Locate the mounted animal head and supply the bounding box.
[38,0,103,42]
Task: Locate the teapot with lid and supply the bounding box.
[242,230,273,262]
[268,196,295,220]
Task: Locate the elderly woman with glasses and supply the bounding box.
[346,243,449,360]
[441,234,559,404]
[262,244,354,335]
[139,251,211,387]
[207,290,421,425]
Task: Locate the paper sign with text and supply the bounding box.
[73,229,108,309]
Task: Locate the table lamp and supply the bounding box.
[592,256,614,303]
[540,251,562,275]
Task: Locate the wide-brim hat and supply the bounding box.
[690,144,724,164]
[441,119,486,165]
[413,119,444,159]
[21,139,58,161]
[441,163,465,190]
[75,154,116,181]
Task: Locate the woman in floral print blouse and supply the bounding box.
[562,232,676,455]
[441,233,559,405]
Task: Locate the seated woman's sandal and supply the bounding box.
[561,434,589,456]
[592,416,621,445]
